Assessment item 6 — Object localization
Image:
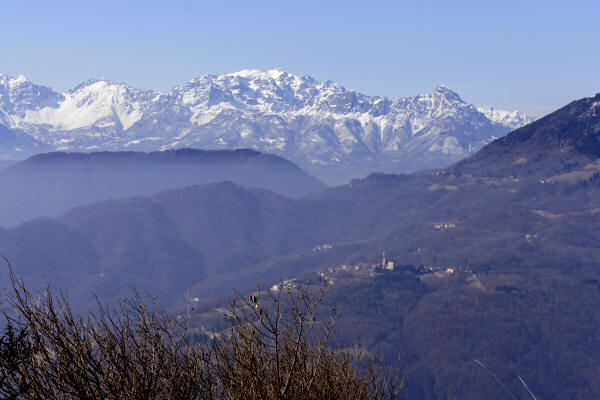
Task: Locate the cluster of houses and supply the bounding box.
[307,251,468,287]
[432,222,457,230]
[191,251,477,337]
[264,250,476,293]
[312,243,333,252]
[270,279,299,293]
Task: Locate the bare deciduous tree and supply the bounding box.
[212,286,403,400]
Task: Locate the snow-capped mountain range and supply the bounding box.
[0,69,534,183]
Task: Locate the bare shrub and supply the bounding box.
[0,257,402,399]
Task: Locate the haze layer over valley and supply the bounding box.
[0,148,325,226]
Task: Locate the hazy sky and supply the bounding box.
[1,0,598,116]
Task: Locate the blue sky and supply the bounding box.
[1,0,598,115]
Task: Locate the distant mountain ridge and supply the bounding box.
[0,70,534,183]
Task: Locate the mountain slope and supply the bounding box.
[453,93,600,179]
[0,71,533,183]
[0,123,47,160]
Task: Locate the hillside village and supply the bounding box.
[190,250,481,334]
[286,251,472,290]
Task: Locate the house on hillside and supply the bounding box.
[433,222,457,230]
[381,251,395,271]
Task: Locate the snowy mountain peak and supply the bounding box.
[227,68,288,80]
[477,105,535,130]
[0,74,64,117]
[0,74,43,91]
[69,78,158,96]
[7,74,29,87]
[431,84,464,102]
[433,84,454,93]
[0,74,29,88]
[69,78,118,92]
